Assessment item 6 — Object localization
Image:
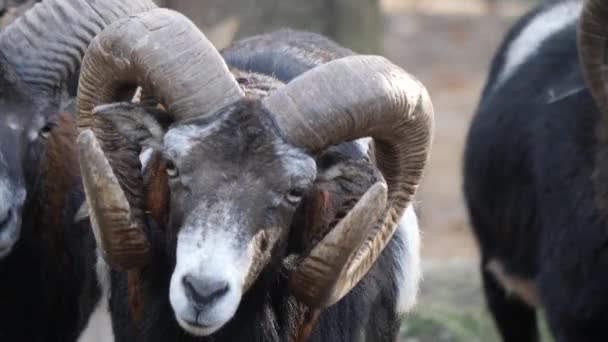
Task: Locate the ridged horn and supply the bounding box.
[77,8,243,270]
[0,0,156,93]
[263,55,434,307]
[78,130,149,269]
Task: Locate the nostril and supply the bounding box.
[182,275,230,307]
[0,209,12,228]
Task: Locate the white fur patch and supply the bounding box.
[495,0,582,87]
[6,116,21,131]
[131,87,143,104]
[77,251,115,342]
[169,204,251,336]
[28,115,46,142]
[317,164,344,182]
[27,129,38,142]
[164,122,221,160]
[487,259,539,307]
[139,147,154,171]
[394,205,422,314]
[355,137,372,155]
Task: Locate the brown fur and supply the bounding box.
[35,112,81,264]
[128,270,145,322]
[144,152,170,228]
[303,190,333,250]
[126,152,170,322]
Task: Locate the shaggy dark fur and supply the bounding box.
[464,1,608,340]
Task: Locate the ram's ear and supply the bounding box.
[93,102,171,151]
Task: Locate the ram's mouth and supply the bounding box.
[181,318,213,330]
[176,315,224,337]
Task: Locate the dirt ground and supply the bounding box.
[382,0,529,261]
[379,1,552,340]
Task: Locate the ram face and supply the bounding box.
[76,9,433,336]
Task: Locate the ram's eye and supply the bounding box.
[39,124,54,139]
[165,160,179,178]
[285,188,305,205]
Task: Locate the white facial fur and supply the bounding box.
[6,115,20,132]
[169,202,253,336]
[28,115,45,142]
[164,122,222,161]
[6,114,46,142]
[494,0,582,88]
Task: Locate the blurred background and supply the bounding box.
[1,0,546,340]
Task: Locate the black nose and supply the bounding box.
[0,209,11,228]
[182,275,229,308]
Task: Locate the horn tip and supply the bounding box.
[77,129,96,146]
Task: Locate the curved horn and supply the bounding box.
[78,130,149,269]
[0,0,156,93]
[263,55,434,307]
[77,8,243,269]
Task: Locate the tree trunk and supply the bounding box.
[155,0,382,53]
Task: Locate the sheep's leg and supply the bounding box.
[482,260,539,342]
